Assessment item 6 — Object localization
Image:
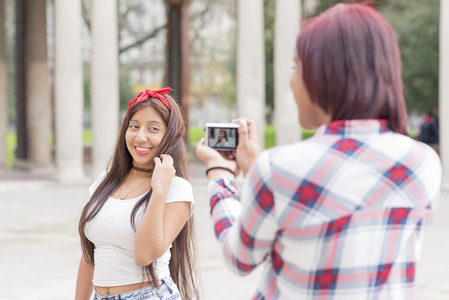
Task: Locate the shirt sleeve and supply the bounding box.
[208,151,279,276]
[166,177,196,219]
[88,171,108,197]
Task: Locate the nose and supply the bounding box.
[135,128,148,142]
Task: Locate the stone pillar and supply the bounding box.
[274,0,301,145]
[26,0,52,171]
[237,0,265,145]
[90,0,119,178]
[440,0,449,191]
[54,0,87,183]
[0,0,7,170]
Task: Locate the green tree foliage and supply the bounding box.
[4,0,16,124]
[308,0,387,17]
[264,0,276,121]
[119,68,136,110]
[305,0,439,114]
[83,68,91,111]
[380,0,439,113]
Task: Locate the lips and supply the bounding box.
[134,146,153,155]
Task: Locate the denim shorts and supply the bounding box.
[93,277,181,300]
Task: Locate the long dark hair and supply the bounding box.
[214,129,228,147]
[296,2,408,134]
[78,93,199,299]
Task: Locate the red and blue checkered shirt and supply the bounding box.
[208,119,441,299]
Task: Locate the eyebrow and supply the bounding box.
[129,119,164,125]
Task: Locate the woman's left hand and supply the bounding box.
[151,154,176,195]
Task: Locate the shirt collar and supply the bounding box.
[315,119,390,138]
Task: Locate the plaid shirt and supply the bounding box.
[208,119,441,299]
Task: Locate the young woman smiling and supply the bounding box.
[75,88,198,300]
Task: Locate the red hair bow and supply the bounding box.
[127,87,172,113]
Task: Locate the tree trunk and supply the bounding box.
[15,0,28,162]
[165,0,190,142]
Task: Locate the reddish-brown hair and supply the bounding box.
[79,94,199,299]
[296,2,408,134]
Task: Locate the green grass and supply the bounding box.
[188,127,206,147]
[409,130,419,140]
[83,130,93,145]
[6,131,16,168]
[4,130,94,168]
[265,125,276,149]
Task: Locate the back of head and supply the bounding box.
[296,3,407,134]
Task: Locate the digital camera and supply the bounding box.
[204,123,239,151]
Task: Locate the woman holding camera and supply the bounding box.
[196,3,441,299]
[75,88,198,300]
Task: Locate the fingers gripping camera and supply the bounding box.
[204,123,239,151]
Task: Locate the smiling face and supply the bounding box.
[125,106,167,169]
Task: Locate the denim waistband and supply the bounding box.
[93,277,175,300]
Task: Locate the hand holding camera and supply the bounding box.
[204,123,239,151]
[196,119,260,177]
[232,119,260,176]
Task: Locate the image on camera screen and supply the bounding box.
[208,127,238,150]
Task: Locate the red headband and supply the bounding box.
[127,87,172,113]
[127,87,182,136]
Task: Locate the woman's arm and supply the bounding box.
[134,154,191,266]
[196,118,278,276]
[74,254,94,300]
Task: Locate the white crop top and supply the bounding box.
[84,171,195,287]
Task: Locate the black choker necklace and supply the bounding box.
[132,166,153,173]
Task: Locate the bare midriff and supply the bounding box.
[95,281,153,296]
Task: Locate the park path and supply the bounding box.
[0,162,447,299]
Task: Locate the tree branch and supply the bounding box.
[118,0,215,55]
[119,24,167,54]
[81,0,91,32]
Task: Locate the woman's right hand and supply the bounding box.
[195,138,238,170]
[233,119,261,176]
[151,154,176,196]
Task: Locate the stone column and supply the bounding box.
[440,0,449,191]
[237,0,265,145]
[274,0,301,145]
[90,0,119,178]
[0,0,7,170]
[26,0,52,171]
[54,0,87,183]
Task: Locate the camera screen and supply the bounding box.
[208,127,238,150]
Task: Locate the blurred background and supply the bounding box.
[0,0,445,181]
[1,1,448,299]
